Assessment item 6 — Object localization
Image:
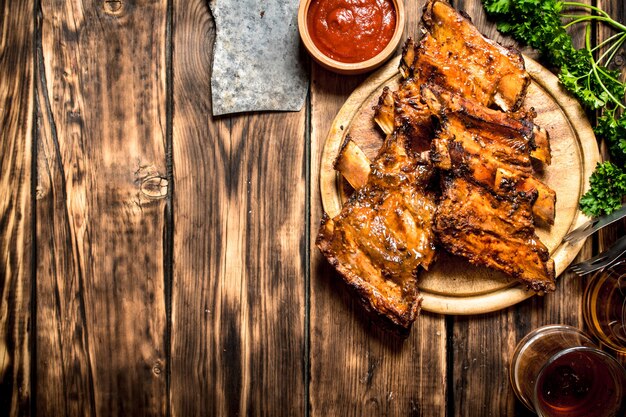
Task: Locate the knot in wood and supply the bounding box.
[140,176,168,199]
[36,185,47,200]
[103,0,124,16]
[365,397,380,413]
[152,364,162,376]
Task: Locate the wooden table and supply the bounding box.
[1,0,624,416]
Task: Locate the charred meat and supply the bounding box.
[317,127,437,329]
[435,176,556,292]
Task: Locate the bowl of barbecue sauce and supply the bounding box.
[298,0,405,74]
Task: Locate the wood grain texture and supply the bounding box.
[309,1,446,415]
[35,1,168,415]
[170,1,306,416]
[450,0,594,415]
[1,0,622,415]
[0,1,34,416]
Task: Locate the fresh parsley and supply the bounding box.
[482,0,626,216]
[578,161,626,216]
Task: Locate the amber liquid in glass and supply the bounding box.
[583,261,626,355]
[535,349,626,417]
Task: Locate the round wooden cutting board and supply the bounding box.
[319,55,602,315]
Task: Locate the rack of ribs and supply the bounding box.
[317,109,437,330]
[435,175,556,292]
[421,86,556,226]
[317,0,557,330]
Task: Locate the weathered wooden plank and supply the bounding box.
[0,1,34,416]
[450,1,593,415]
[36,1,168,415]
[402,0,430,37]
[309,1,447,415]
[169,1,306,416]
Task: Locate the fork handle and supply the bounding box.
[569,235,626,275]
[591,235,626,271]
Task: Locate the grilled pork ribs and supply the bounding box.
[317,0,556,331]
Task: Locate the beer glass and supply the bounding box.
[510,324,626,417]
[583,259,626,362]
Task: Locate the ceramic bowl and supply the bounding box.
[297,0,405,75]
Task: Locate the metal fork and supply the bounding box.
[568,235,626,276]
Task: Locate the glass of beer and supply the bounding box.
[583,259,626,362]
[510,324,626,417]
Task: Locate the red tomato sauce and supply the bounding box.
[307,0,397,63]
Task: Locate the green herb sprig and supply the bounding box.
[482,0,626,216]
